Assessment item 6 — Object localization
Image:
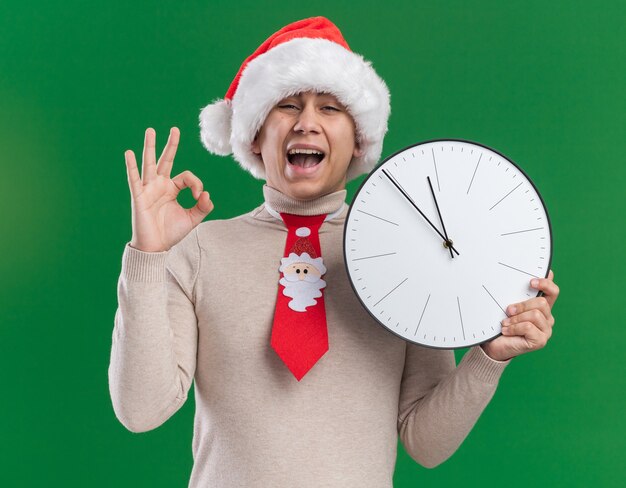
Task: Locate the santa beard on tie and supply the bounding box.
[279,267,327,312]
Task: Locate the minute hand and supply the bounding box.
[381,169,460,256]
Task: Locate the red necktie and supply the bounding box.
[270,212,329,381]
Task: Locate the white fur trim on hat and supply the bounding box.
[199,98,233,156]
[199,37,391,181]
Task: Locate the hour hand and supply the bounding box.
[382,169,460,256]
[427,175,456,258]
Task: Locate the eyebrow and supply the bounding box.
[281,93,341,102]
[278,96,345,110]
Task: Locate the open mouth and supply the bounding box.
[286,150,325,169]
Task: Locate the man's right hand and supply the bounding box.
[125,127,214,253]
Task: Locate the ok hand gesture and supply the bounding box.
[125,127,214,252]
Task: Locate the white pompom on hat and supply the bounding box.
[199,16,391,182]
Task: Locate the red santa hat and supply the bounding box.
[199,16,391,182]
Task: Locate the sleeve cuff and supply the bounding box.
[121,242,169,282]
[458,345,511,385]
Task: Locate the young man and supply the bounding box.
[110,16,559,487]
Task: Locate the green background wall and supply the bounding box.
[1,0,623,486]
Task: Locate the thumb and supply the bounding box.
[187,191,214,227]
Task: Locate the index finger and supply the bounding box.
[157,127,180,178]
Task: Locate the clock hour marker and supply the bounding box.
[498,261,540,278]
[457,296,466,340]
[500,226,544,236]
[431,147,441,192]
[482,284,507,316]
[489,182,523,211]
[373,277,408,307]
[351,252,397,261]
[413,293,431,336]
[466,153,482,195]
[357,209,399,226]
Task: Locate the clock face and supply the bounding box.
[343,139,553,349]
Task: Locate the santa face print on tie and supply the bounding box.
[279,225,327,312]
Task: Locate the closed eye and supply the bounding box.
[322,106,340,111]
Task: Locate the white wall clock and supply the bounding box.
[343,139,553,349]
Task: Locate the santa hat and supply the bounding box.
[199,16,391,182]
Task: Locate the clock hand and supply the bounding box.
[427,175,456,258]
[381,169,460,256]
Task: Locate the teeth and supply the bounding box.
[287,148,324,156]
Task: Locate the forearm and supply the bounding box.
[108,244,196,433]
[398,345,510,468]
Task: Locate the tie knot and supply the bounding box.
[279,212,327,231]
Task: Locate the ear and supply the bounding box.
[353,141,364,158]
[251,133,261,155]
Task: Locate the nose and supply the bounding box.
[293,104,321,134]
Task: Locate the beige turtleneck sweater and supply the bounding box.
[108,184,511,487]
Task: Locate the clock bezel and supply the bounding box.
[342,138,554,350]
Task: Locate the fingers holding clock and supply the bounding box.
[500,305,552,358]
[499,319,550,352]
[502,301,553,333]
[497,270,558,355]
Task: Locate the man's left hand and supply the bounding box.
[480,269,560,362]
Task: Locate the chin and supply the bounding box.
[282,181,326,201]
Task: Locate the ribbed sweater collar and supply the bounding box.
[262,184,347,217]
